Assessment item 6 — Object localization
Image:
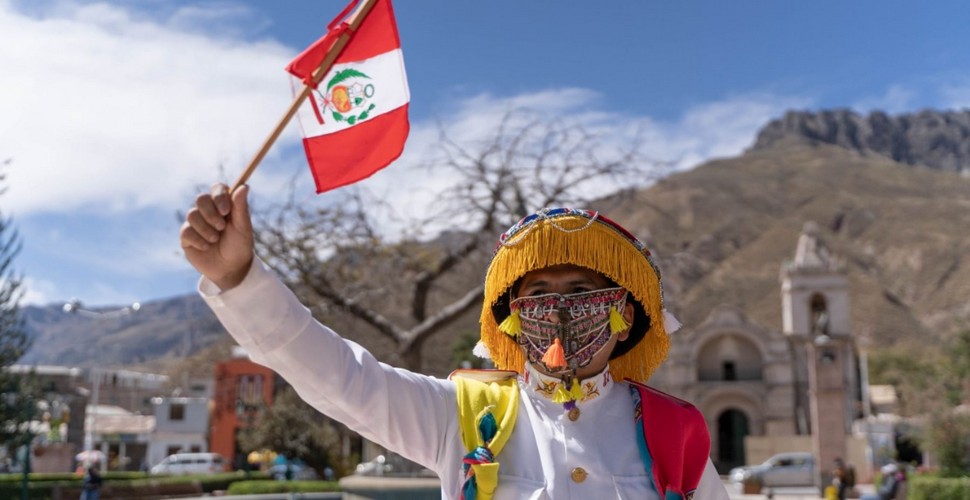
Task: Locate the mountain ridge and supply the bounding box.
[752,108,970,174]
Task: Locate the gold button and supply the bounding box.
[567,407,581,421]
[571,467,587,483]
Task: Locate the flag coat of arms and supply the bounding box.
[287,0,409,193]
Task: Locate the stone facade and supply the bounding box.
[651,222,861,474]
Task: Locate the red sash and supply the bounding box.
[629,381,711,500]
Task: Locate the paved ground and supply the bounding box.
[179,479,877,499]
[724,480,877,499]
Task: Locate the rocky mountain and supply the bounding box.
[752,109,970,173]
[18,109,970,378]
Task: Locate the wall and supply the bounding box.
[209,357,276,469]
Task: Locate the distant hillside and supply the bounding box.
[21,294,228,371]
[20,109,970,377]
[598,142,970,349]
[752,108,970,173]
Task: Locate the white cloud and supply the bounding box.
[355,88,811,238]
[1,0,819,307]
[21,275,57,305]
[852,84,918,114]
[938,80,970,110]
[88,225,186,277]
[673,93,813,161]
[166,4,267,36]
[0,1,299,216]
[0,1,810,222]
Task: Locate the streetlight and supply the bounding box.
[63,299,140,318]
[62,300,141,460]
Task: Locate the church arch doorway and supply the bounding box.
[717,408,749,471]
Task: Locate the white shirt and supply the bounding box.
[201,259,729,500]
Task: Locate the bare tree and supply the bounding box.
[254,109,669,372]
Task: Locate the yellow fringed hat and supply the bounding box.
[479,208,677,383]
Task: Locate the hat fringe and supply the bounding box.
[480,215,670,383]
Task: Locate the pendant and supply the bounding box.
[567,406,581,421]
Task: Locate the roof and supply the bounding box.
[9,364,83,377]
[869,385,898,406]
[86,412,156,435]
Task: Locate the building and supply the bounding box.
[7,365,88,452]
[5,365,88,473]
[210,347,278,469]
[8,365,173,471]
[651,222,867,476]
[86,404,154,470]
[79,368,169,416]
[147,397,211,468]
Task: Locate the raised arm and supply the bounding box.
[179,185,463,475]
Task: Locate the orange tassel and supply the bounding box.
[542,338,567,369]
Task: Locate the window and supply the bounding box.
[169,404,185,421]
[722,361,737,381]
[166,446,181,456]
[820,349,837,365]
[810,294,829,335]
[238,375,264,402]
[190,445,202,453]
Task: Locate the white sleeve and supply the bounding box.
[199,258,462,475]
[692,459,731,499]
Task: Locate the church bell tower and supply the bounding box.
[780,222,857,492]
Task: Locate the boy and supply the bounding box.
[180,184,729,499]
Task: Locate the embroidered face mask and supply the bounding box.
[509,287,629,376]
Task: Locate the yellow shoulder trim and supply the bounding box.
[451,371,519,456]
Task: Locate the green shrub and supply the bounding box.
[227,479,341,495]
[0,472,79,483]
[0,480,79,500]
[0,470,269,499]
[0,471,152,483]
[195,471,268,492]
[908,474,970,500]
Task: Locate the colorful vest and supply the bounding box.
[451,370,710,500]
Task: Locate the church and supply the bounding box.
[649,222,866,475]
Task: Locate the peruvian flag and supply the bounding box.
[287,0,409,193]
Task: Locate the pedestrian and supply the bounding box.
[860,463,904,500]
[80,464,102,500]
[832,457,856,500]
[180,184,731,499]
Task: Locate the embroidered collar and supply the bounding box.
[522,363,614,405]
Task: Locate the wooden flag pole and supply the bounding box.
[229,0,380,194]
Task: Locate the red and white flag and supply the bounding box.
[287,0,409,193]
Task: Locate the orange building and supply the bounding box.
[210,352,278,469]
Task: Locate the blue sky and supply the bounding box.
[4,0,970,307]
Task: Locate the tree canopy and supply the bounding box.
[237,386,355,477]
[0,161,33,457]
